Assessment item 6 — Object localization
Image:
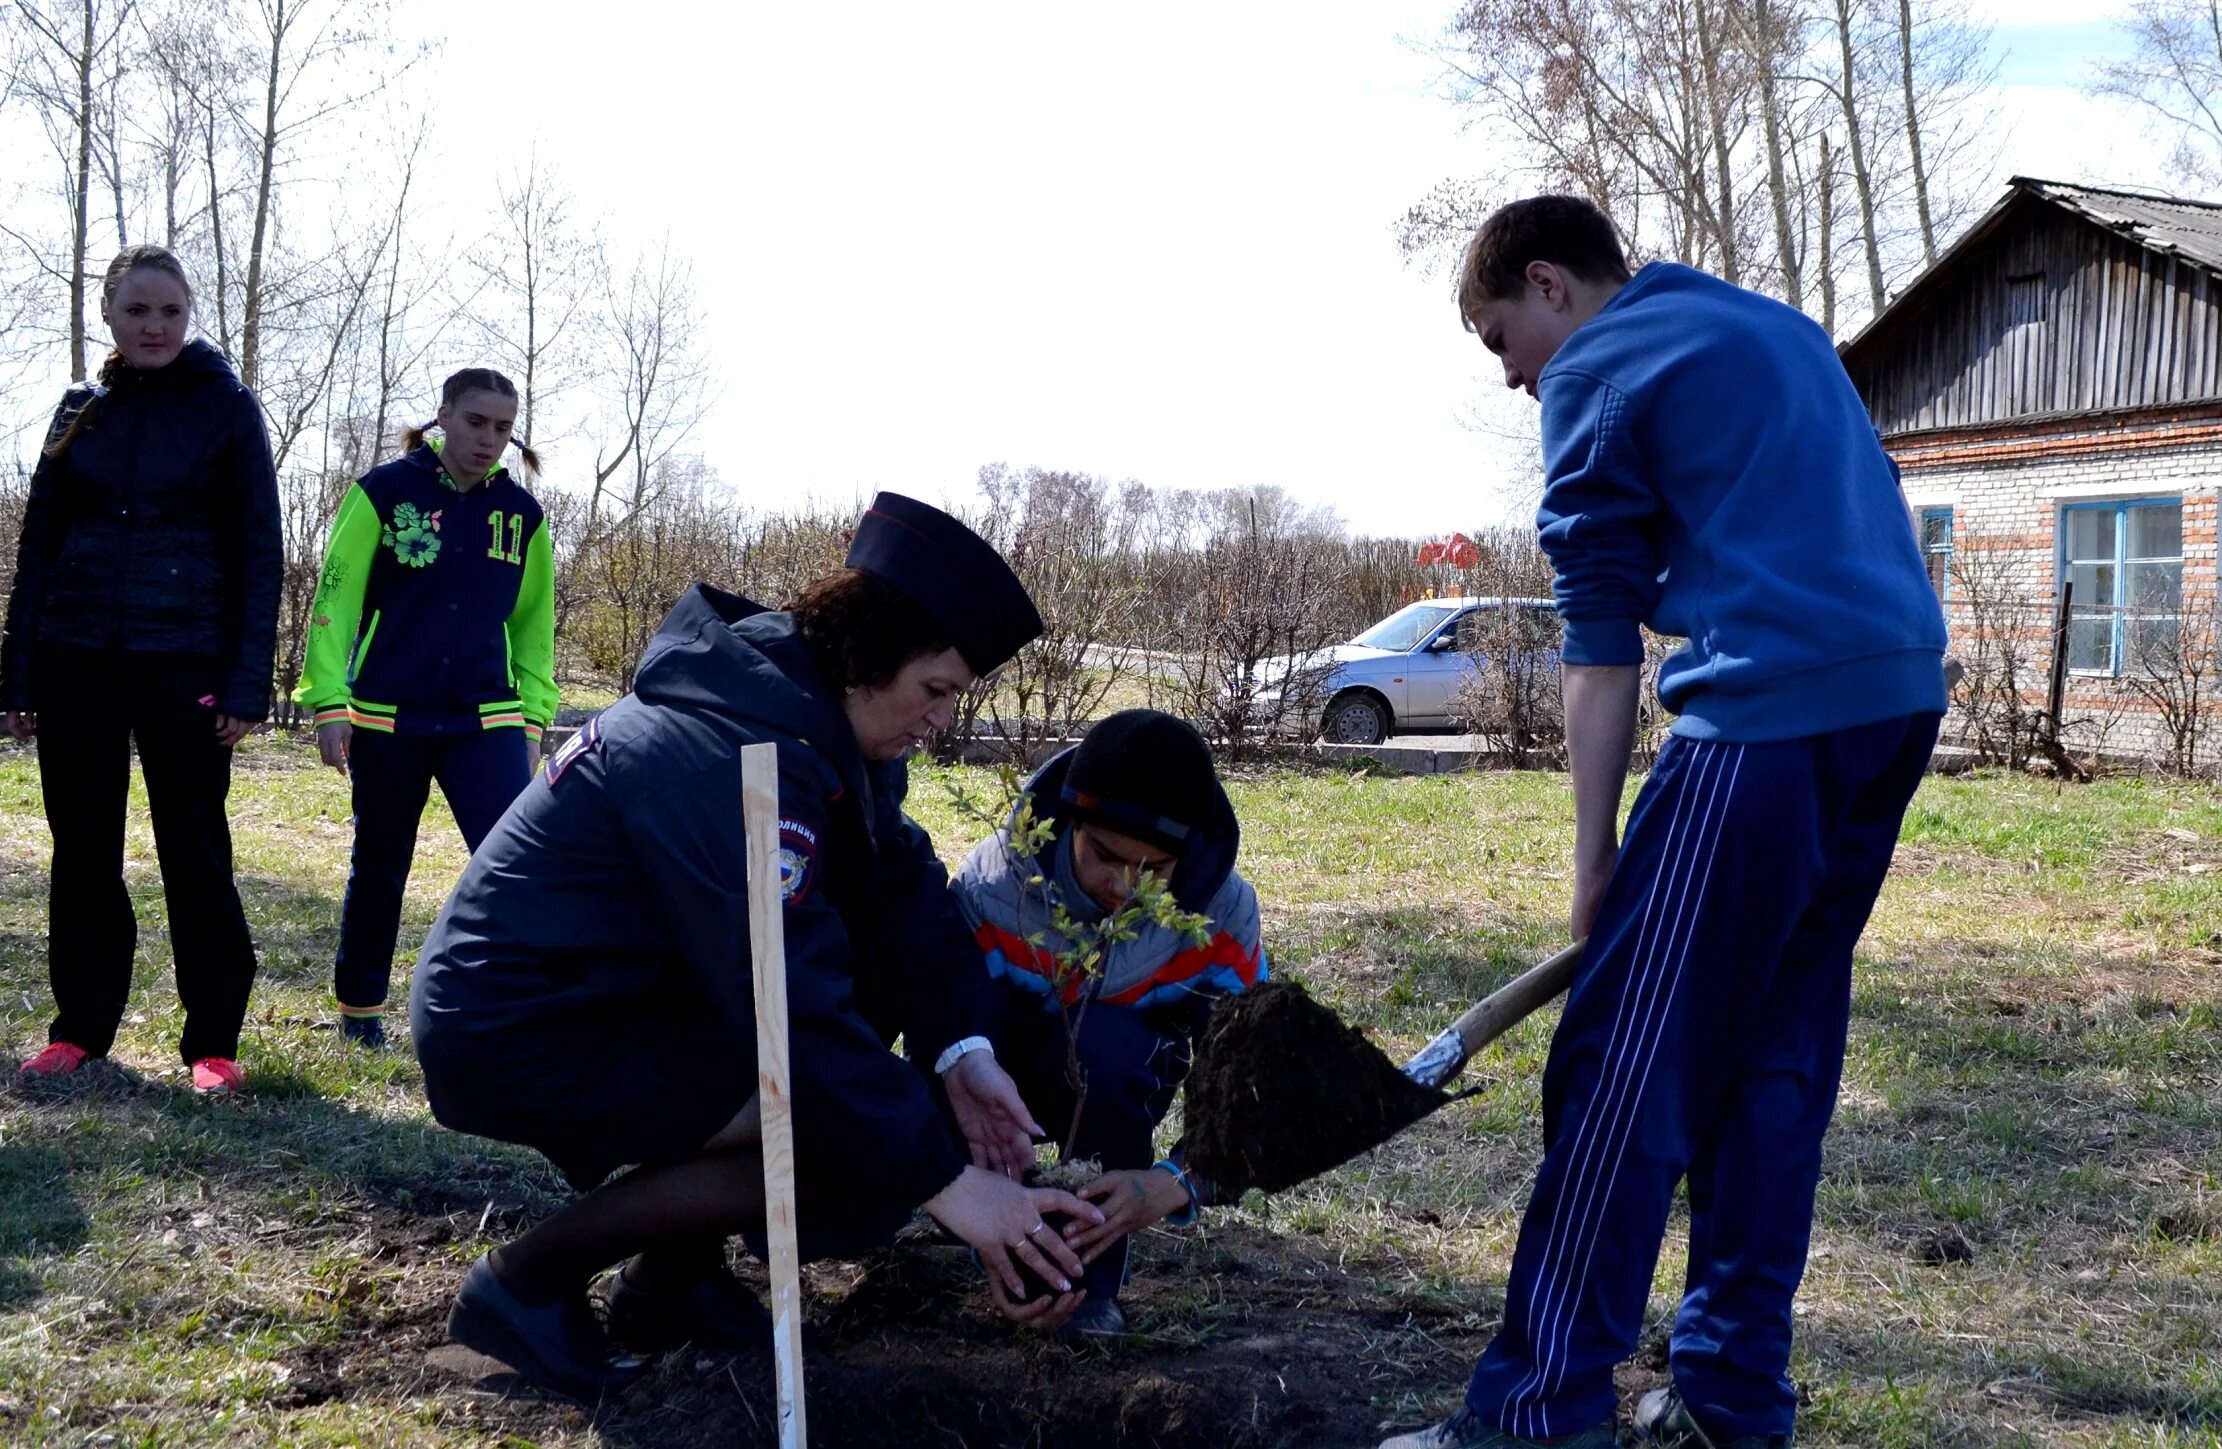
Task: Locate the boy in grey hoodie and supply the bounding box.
[952,710,1265,1337]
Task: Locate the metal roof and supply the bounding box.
[2014,177,2222,271]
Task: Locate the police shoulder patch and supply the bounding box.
[545,716,600,785]
[776,817,820,903]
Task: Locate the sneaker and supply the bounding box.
[339,1014,387,1050]
[190,1057,245,1095]
[1378,1407,1618,1449]
[1055,1296,1127,1342]
[605,1256,773,1352]
[1632,1387,1793,1448]
[448,1254,648,1401]
[19,1041,90,1079]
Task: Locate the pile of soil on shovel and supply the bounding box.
[1183,979,1453,1195]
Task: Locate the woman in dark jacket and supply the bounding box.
[1,245,282,1094]
[411,492,1100,1398]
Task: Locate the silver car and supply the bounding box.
[1258,596,1562,745]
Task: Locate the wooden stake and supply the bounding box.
[741,742,807,1449]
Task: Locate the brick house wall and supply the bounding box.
[1890,405,2222,768]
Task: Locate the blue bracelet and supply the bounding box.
[1152,1159,1200,1227]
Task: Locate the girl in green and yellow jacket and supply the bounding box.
[294,367,557,1047]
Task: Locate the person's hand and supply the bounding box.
[1067,1167,1193,1265]
[316,719,352,774]
[1571,841,1617,943]
[924,1166,1101,1309]
[213,713,253,748]
[943,1049,1043,1179]
[985,1270,1085,1331]
[3,710,33,741]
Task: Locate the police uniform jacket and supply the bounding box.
[410,584,987,1234]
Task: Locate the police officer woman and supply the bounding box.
[3,245,281,1094]
[410,493,1098,1397]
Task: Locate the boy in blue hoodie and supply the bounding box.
[953,709,1265,1339]
[1380,198,1946,1449]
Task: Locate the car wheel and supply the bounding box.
[1322,692,1390,746]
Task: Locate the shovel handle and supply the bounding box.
[1402,941,1585,1089]
[1451,940,1583,1056]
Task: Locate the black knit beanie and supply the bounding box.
[1060,710,1220,855]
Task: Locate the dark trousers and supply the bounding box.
[335,727,530,1012]
[991,988,1193,1303]
[33,650,260,1065]
[1464,713,1939,1441]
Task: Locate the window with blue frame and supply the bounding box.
[1919,506,1953,599]
[2061,498,2182,674]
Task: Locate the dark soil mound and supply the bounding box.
[1183,980,1451,1194]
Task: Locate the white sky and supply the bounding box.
[8,0,2185,535]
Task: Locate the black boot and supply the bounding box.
[1056,1296,1128,1342]
[1632,1386,1793,1448]
[604,1254,774,1352]
[447,1254,647,1401]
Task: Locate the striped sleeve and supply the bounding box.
[293,483,381,720]
[508,514,559,738]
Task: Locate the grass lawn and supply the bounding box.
[0,734,2216,1446]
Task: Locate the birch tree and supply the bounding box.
[469,148,601,449]
[1408,0,1990,333]
[2093,0,2222,186]
[6,0,138,379]
[585,238,712,544]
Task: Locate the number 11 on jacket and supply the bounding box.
[741,742,807,1448]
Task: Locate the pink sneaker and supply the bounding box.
[20,1041,89,1079]
[190,1057,245,1095]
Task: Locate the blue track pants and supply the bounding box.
[1465,712,1939,1440]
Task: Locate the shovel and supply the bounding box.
[1182,941,1584,1196]
[1399,940,1585,1089]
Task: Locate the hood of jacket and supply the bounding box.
[1020,741,1240,914]
[631,583,871,803]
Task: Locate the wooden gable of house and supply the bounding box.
[1840,181,2222,437]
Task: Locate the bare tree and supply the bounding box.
[144,0,249,354]
[574,455,742,689]
[2120,591,2220,777]
[1815,129,1837,329]
[2095,0,2222,185]
[1887,0,1994,268]
[1826,0,1887,311]
[1160,489,1350,760]
[1945,536,2046,772]
[7,0,138,379]
[468,146,601,448]
[1408,0,1989,332]
[1736,0,1809,309]
[585,237,711,544]
[959,465,1146,766]
[1450,529,1566,763]
[229,0,423,390]
[1895,0,1935,260]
